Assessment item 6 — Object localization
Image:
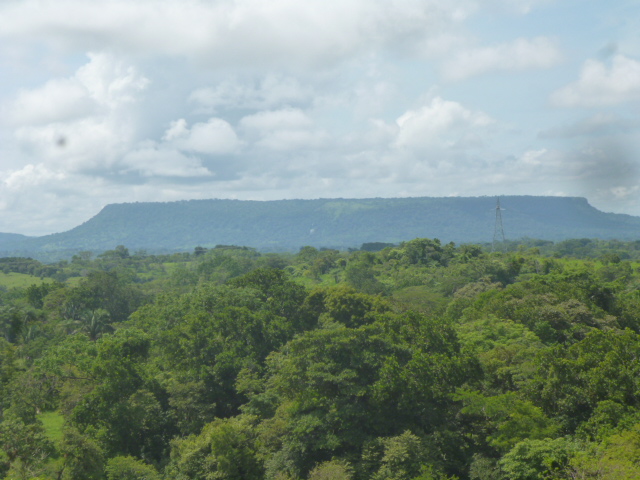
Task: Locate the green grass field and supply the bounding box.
[0,272,55,289]
[40,411,65,444]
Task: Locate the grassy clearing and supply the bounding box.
[40,411,65,444]
[0,272,55,289]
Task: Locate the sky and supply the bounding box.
[1,0,640,236]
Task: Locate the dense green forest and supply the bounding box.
[3,238,640,478]
[6,196,640,261]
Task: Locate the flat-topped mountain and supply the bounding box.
[2,196,640,260]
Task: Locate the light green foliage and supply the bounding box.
[571,424,640,479]
[39,411,65,443]
[166,415,263,480]
[0,272,55,289]
[105,455,161,480]
[297,246,320,263]
[576,400,640,442]
[167,262,198,289]
[307,459,353,480]
[456,314,541,392]
[306,285,390,329]
[468,454,500,480]
[613,290,640,332]
[391,286,447,315]
[457,390,558,452]
[460,275,616,345]
[0,410,54,478]
[498,437,580,480]
[369,431,438,480]
[457,314,541,354]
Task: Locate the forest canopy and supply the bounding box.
[1,238,640,478]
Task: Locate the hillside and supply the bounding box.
[2,196,640,259]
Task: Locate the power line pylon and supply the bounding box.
[492,197,505,252]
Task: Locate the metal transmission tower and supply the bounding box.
[492,197,506,252]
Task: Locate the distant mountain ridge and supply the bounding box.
[3,196,640,260]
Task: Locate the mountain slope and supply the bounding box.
[3,196,640,259]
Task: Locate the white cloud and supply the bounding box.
[417,33,469,58]
[7,79,96,126]
[5,52,148,127]
[395,96,494,151]
[162,119,189,142]
[75,52,150,108]
[0,165,110,235]
[4,163,66,189]
[2,0,639,237]
[475,0,552,15]
[552,54,640,107]
[189,75,312,113]
[14,119,125,173]
[7,53,150,177]
[239,108,327,151]
[519,148,548,166]
[120,146,213,178]
[256,129,329,152]
[442,37,562,81]
[164,118,240,155]
[0,0,475,69]
[239,108,313,132]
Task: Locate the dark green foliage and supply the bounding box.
[0,339,17,401]
[245,309,474,479]
[128,269,314,434]
[58,427,105,480]
[196,247,259,283]
[4,236,640,478]
[26,282,61,309]
[344,260,388,295]
[524,329,640,433]
[66,330,171,462]
[70,271,146,323]
[361,242,395,252]
[227,267,309,324]
[0,257,60,277]
[399,238,455,267]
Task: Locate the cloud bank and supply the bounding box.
[0,0,639,236]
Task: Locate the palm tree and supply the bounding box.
[62,309,113,341]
